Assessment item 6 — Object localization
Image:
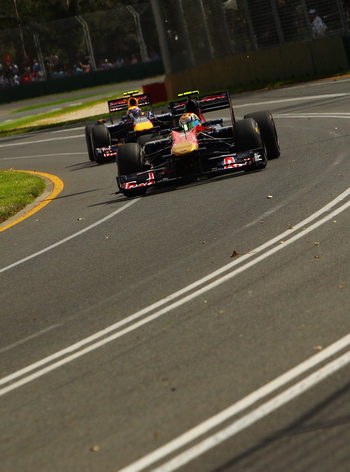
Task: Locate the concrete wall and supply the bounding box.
[164,35,350,100]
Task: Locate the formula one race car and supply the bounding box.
[116,90,280,197]
[85,90,174,164]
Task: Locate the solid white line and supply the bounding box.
[233,93,348,108]
[1,152,87,160]
[275,113,350,119]
[0,199,139,273]
[0,325,61,354]
[1,191,350,395]
[118,335,350,472]
[0,134,84,147]
[149,350,350,472]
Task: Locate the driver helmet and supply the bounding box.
[179,113,200,131]
[128,106,142,118]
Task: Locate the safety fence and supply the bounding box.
[0,3,159,87]
[153,0,349,73]
[0,0,349,88]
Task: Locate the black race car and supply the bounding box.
[115,90,280,197]
[85,90,174,164]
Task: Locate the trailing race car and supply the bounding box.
[116,90,280,197]
[85,90,174,164]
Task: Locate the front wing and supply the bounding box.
[95,146,118,162]
[117,148,264,192]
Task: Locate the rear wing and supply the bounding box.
[107,92,152,114]
[169,91,235,123]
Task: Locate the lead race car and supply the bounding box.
[116,90,280,197]
[85,90,174,164]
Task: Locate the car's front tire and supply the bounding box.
[244,110,280,160]
[91,124,111,164]
[85,125,95,161]
[234,118,267,171]
[117,143,147,197]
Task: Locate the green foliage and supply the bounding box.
[0,1,128,25]
[0,1,159,76]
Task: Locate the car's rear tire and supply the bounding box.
[234,118,267,171]
[91,124,111,164]
[85,125,95,161]
[244,110,280,159]
[117,143,147,197]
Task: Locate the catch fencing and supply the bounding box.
[0,0,349,86]
[0,3,159,86]
[152,0,349,73]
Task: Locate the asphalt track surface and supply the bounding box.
[1,78,350,472]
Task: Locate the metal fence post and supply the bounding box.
[126,4,149,62]
[33,32,47,81]
[150,0,172,74]
[270,0,284,43]
[196,0,215,59]
[177,0,195,67]
[75,15,96,70]
[242,0,257,50]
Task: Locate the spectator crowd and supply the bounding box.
[0,50,161,88]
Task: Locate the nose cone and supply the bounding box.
[134,120,153,132]
[171,129,198,155]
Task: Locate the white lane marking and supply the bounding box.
[1,152,87,160]
[0,325,60,354]
[146,349,350,472]
[1,188,350,396]
[275,113,350,118]
[0,198,139,273]
[0,134,84,147]
[233,93,348,108]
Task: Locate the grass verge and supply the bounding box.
[0,170,46,223]
[0,96,112,135]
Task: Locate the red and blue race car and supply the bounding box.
[115,90,280,197]
[85,90,174,164]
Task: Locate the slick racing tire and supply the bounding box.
[234,118,267,172]
[91,124,111,164]
[244,110,280,160]
[137,134,153,147]
[117,143,147,197]
[85,125,95,161]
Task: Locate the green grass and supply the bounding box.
[12,92,114,114]
[0,96,112,133]
[0,170,46,223]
